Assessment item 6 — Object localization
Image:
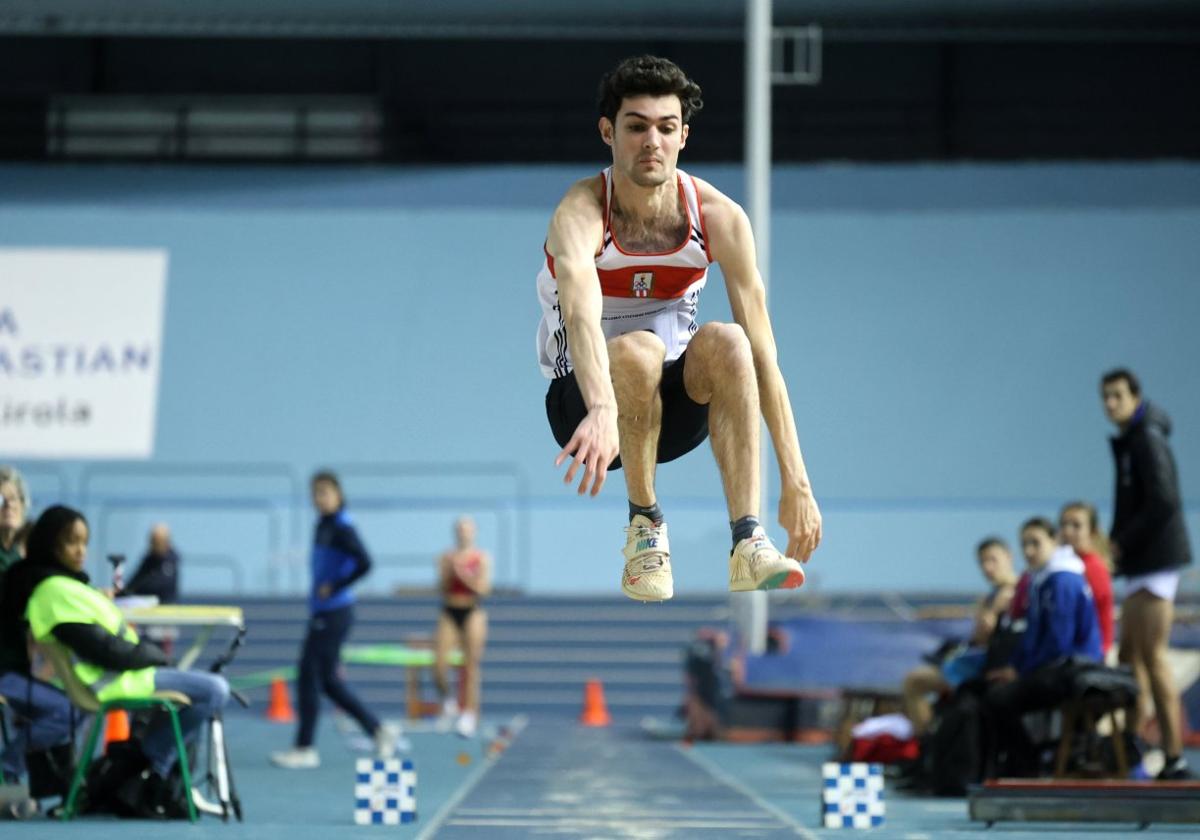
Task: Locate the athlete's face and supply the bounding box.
[57,519,89,574]
[600,95,689,187]
[455,517,476,548]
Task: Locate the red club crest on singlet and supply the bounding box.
[632,272,654,298]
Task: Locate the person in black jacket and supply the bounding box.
[124,523,180,604]
[1102,368,1193,780]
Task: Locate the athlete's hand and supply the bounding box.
[555,404,619,497]
[780,485,822,561]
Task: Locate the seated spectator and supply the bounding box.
[0,466,77,804]
[1058,501,1115,658]
[6,506,229,813]
[123,523,180,604]
[983,517,1102,777]
[902,537,1017,734]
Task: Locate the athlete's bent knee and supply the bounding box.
[609,331,667,366]
[609,332,667,385]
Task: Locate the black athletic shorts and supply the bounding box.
[545,350,710,471]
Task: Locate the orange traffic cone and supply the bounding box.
[266,676,296,723]
[580,679,611,727]
[103,710,130,746]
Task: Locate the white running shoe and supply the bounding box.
[621,515,673,602]
[374,722,405,758]
[436,697,460,733]
[729,527,805,592]
[455,710,478,739]
[269,747,320,769]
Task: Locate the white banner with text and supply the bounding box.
[0,248,167,458]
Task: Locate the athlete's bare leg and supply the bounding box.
[608,331,667,506]
[609,331,674,601]
[433,611,457,703]
[1122,589,1183,759]
[461,608,488,714]
[902,664,949,735]
[682,322,759,520]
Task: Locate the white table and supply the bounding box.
[118,602,245,671]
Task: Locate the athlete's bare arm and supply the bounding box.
[437,552,455,592]
[455,552,493,597]
[698,179,823,561]
[545,178,621,497]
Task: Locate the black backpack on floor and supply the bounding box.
[81,734,194,819]
[920,690,985,796]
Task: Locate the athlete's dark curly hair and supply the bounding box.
[597,55,704,124]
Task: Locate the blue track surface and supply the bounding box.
[426,722,806,838]
[4,713,1199,838]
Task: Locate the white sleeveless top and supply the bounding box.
[535,166,712,379]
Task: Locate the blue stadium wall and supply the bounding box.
[1,162,1198,595]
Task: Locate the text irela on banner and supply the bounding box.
[1,398,91,428]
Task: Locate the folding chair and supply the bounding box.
[38,641,197,822]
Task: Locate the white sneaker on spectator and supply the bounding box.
[270,747,320,769]
[621,515,673,602]
[456,710,478,739]
[729,527,805,592]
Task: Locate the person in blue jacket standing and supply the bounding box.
[983,517,1101,777]
[271,471,395,769]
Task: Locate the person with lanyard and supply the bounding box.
[270,471,397,769]
[7,505,229,815]
[434,516,492,738]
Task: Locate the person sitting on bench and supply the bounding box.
[983,517,1101,777]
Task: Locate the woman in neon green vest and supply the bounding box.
[8,506,229,803]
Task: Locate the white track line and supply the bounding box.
[674,744,820,840]
[446,817,796,829]
[454,807,781,819]
[412,715,527,840]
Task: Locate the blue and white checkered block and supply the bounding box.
[354,758,416,825]
[821,762,884,829]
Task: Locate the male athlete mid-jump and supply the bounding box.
[536,55,822,601]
